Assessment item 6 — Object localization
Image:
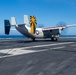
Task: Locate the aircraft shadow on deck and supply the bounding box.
[0,38,76,50]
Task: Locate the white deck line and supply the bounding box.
[0,42,74,58]
[22,42,74,49]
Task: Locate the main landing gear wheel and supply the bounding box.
[51,37,58,41]
[32,38,35,41]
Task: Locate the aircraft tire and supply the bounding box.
[32,38,35,41]
[51,37,58,41]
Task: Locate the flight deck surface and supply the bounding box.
[0,38,76,75]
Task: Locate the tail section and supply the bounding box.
[4,17,17,35]
[30,16,37,34]
[4,15,37,35]
[4,20,11,35]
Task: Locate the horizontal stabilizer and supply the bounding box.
[4,20,11,35]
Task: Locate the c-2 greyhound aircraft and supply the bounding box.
[4,15,76,41]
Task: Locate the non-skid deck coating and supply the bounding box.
[0,38,76,75]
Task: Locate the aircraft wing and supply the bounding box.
[42,26,66,31]
[66,24,76,28]
[42,24,76,31]
[42,26,64,38]
[42,24,76,38]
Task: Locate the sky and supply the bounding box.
[0,0,76,35]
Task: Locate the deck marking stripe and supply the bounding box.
[51,46,65,50]
[0,46,65,59]
[0,42,74,58]
[23,42,74,49]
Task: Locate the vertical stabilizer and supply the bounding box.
[24,15,29,25]
[4,20,11,35]
[11,17,17,25]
